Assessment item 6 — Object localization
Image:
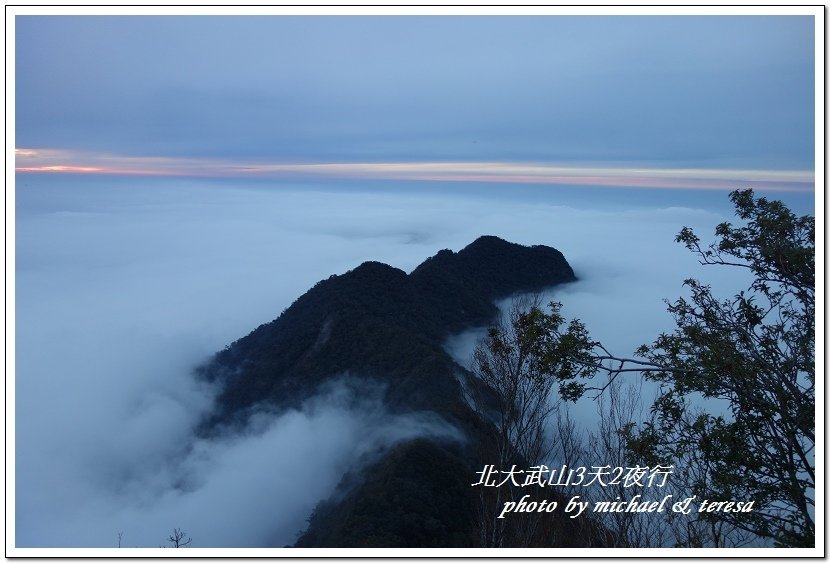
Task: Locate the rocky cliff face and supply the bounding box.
[196,236,581,547]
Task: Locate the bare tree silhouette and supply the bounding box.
[166,528,192,548]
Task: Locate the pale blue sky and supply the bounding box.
[16,15,815,170]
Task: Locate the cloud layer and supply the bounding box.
[14,175,810,547]
[15,150,814,193]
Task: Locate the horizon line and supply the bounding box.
[14,148,815,193]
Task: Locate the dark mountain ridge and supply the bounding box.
[200,236,575,428]
[196,235,584,547]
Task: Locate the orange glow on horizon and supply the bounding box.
[13,147,815,193]
[16,165,104,173]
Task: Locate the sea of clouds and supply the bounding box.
[14,176,775,547]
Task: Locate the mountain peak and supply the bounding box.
[203,236,576,419]
[196,237,580,546]
[466,234,516,248]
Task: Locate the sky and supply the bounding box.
[10,11,818,551]
[15,14,815,184]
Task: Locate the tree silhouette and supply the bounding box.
[166,528,192,548]
[511,189,814,547]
